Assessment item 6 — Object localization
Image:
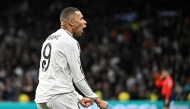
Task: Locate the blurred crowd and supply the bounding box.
[0,0,190,102]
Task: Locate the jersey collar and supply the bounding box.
[64,30,73,37]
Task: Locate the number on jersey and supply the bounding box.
[42,43,52,72]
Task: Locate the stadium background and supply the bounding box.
[0,0,190,108]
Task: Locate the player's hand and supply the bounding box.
[95,98,108,109]
[80,97,93,108]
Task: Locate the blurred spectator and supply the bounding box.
[183,78,190,95]
[118,91,130,101]
[149,89,159,101]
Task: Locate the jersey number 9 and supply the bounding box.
[42,43,52,72]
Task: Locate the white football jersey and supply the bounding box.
[35,29,97,103]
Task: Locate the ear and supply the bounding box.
[68,19,74,26]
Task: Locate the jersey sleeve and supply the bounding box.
[65,41,84,82]
[65,41,98,101]
[75,78,98,101]
[73,90,83,102]
[156,79,163,88]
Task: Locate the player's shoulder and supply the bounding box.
[55,29,78,46]
[53,29,67,38]
[57,29,75,40]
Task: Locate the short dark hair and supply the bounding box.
[60,7,80,22]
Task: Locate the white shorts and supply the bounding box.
[36,92,79,109]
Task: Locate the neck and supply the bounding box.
[61,25,73,36]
